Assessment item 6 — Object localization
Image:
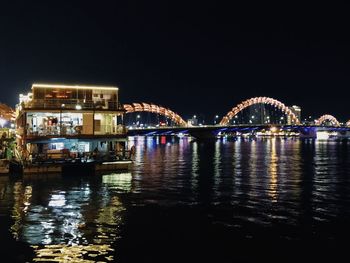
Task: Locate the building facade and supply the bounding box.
[16,84,128,162]
[288,105,301,125]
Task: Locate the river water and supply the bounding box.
[0,136,349,262]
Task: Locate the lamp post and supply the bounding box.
[214,115,219,125]
[192,115,197,126]
[136,114,140,127]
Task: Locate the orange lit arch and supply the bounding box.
[315,114,340,127]
[0,103,15,121]
[123,103,187,126]
[219,97,300,125]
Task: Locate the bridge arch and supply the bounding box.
[315,114,340,127]
[219,97,300,125]
[123,102,187,126]
[0,103,15,121]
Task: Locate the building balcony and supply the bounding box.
[19,99,124,111]
[22,124,127,140]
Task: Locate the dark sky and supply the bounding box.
[1,1,350,121]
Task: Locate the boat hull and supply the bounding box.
[19,160,132,175]
[95,160,132,171]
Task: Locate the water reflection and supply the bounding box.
[32,244,114,262]
[312,141,347,222]
[102,173,132,192]
[11,181,31,240]
[232,138,242,197]
[0,137,349,262]
[191,141,199,193]
[268,138,278,202]
[213,140,221,200]
[5,172,131,262]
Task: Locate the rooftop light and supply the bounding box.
[32,83,118,91]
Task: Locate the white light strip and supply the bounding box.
[102,161,132,165]
[32,83,118,91]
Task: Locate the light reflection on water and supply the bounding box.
[128,137,350,225]
[0,137,350,262]
[268,138,278,202]
[2,172,132,262]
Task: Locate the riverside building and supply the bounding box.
[15,83,131,174]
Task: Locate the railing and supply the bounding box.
[21,99,124,111]
[25,125,127,137]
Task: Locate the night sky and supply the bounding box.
[1,2,350,121]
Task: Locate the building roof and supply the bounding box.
[32,83,118,91]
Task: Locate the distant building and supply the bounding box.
[187,117,198,126]
[288,105,301,124]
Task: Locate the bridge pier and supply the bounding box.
[188,129,218,139]
[299,127,317,139]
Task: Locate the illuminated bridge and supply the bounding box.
[123,97,350,139]
[4,96,349,139]
[126,124,350,139]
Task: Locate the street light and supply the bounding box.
[250,115,255,124]
[214,115,219,125]
[136,115,141,127]
[279,116,284,124]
